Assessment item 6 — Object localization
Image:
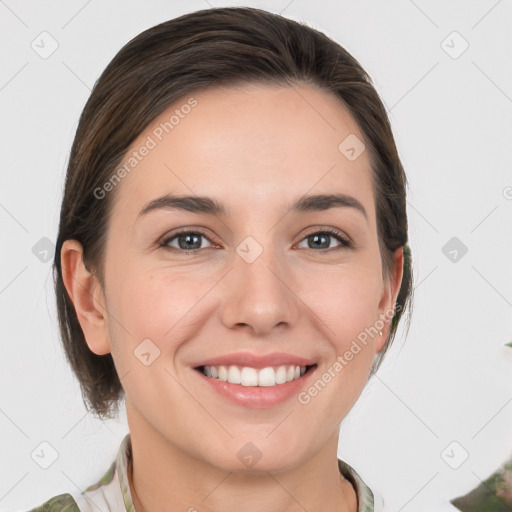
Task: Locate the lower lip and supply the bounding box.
[194,366,318,409]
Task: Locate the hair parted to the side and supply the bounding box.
[54,6,414,419]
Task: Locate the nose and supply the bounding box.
[219,244,300,337]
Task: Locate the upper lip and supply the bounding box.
[192,351,317,369]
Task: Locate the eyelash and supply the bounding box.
[159,227,352,256]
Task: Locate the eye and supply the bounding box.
[159,227,352,256]
[296,228,352,252]
[159,230,216,255]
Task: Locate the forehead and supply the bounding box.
[110,83,375,223]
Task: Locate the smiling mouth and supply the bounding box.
[195,364,317,387]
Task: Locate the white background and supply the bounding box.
[1,1,511,511]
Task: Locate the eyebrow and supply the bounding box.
[137,193,368,222]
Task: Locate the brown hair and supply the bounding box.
[54,6,414,419]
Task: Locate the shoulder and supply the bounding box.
[22,493,80,512]
[338,458,379,512]
[22,434,131,512]
[451,455,512,511]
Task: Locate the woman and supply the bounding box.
[26,6,413,512]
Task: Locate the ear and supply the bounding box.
[375,245,405,353]
[60,239,111,355]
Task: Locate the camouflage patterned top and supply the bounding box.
[450,454,512,512]
[24,433,378,512]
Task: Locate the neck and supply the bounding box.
[129,461,356,512]
[126,404,357,512]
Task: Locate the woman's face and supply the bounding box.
[79,83,403,472]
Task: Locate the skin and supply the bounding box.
[62,83,404,512]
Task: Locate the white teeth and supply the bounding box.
[218,365,228,381]
[201,364,308,386]
[228,366,241,384]
[258,367,276,387]
[241,367,258,386]
[275,365,287,384]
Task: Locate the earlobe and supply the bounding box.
[60,239,111,356]
[375,330,386,353]
[376,245,405,353]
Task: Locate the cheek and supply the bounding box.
[298,265,381,348]
[112,269,207,346]
[296,272,380,412]
[109,260,382,361]
[104,269,208,408]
